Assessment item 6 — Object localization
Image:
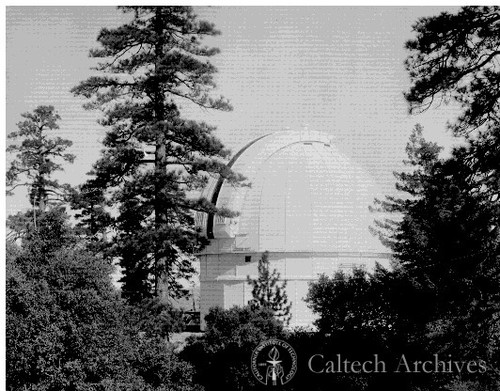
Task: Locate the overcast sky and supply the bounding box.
[6,6,462,214]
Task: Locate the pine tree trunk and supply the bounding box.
[153,8,167,299]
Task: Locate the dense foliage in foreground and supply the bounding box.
[6,209,201,391]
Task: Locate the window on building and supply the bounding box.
[245,255,252,263]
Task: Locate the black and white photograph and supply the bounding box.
[5,5,500,390]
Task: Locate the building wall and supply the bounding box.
[199,239,391,328]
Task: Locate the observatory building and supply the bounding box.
[196,130,391,328]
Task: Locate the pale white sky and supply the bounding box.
[6,6,462,214]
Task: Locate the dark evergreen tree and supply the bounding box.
[6,105,75,230]
[307,125,499,390]
[404,9,500,385]
[405,6,500,203]
[405,6,500,134]
[71,6,243,302]
[370,125,500,389]
[371,124,443,249]
[247,251,292,325]
[69,181,113,255]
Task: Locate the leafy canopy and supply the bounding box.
[182,306,283,391]
[7,208,203,391]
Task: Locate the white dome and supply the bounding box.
[199,130,387,255]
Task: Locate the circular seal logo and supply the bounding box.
[251,339,297,386]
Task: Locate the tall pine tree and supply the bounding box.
[72,6,243,303]
[372,125,500,386]
[7,106,75,211]
[7,105,75,234]
[404,9,500,378]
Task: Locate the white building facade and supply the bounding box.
[196,130,391,328]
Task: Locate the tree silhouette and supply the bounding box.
[7,105,74,230]
[247,251,292,326]
[72,7,243,302]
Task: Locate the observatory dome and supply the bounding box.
[197,130,391,328]
[198,130,386,254]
